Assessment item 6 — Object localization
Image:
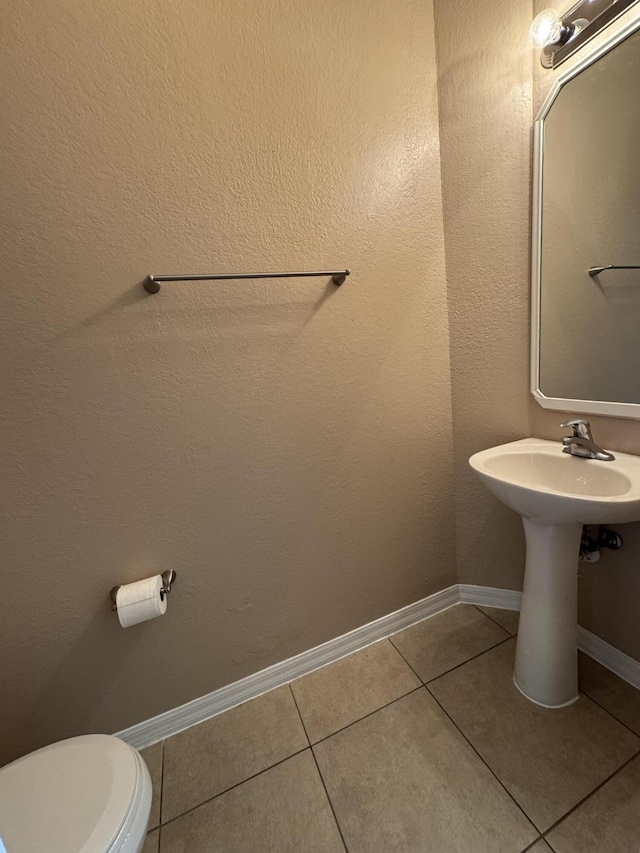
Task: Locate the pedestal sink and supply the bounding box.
[469,438,640,708]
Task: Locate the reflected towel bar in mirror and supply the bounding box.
[588,265,640,277]
[143,269,351,293]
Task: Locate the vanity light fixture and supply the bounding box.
[529,8,580,66]
[529,0,640,68]
[529,8,575,51]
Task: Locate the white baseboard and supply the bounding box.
[460,585,640,693]
[117,584,459,750]
[458,584,521,610]
[117,583,639,750]
[578,626,640,690]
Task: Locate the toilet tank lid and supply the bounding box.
[0,735,143,853]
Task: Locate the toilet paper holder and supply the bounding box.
[110,570,177,612]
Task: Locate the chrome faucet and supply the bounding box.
[560,419,615,462]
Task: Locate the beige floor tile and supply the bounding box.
[159,750,344,853]
[477,605,520,636]
[313,688,537,853]
[162,685,308,822]
[546,755,640,853]
[140,742,163,829]
[578,652,640,736]
[291,640,420,743]
[429,640,640,832]
[142,829,160,853]
[390,604,509,682]
[528,842,552,852]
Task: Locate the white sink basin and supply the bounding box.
[470,438,640,525]
[469,437,640,710]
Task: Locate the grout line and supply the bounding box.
[155,618,640,847]
[520,837,545,852]
[540,750,640,840]
[472,604,518,636]
[310,686,425,747]
[388,640,539,834]
[577,684,640,741]
[310,748,350,853]
[385,641,426,684]
[423,682,541,834]
[288,683,311,746]
[422,636,514,685]
[156,638,509,832]
[159,746,310,828]
[278,688,350,852]
[308,637,516,749]
[386,634,513,688]
[396,635,640,843]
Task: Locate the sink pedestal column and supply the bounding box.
[514,519,582,708]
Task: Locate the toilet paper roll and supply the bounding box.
[116,575,168,628]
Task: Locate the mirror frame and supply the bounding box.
[531,12,640,419]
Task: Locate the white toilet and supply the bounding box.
[0,734,152,853]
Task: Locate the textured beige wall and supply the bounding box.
[434,0,533,591]
[0,0,454,765]
[436,0,640,661]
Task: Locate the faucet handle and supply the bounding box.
[560,418,591,439]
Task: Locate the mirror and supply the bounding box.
[532,19,640,418]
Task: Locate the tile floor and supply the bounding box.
[139,604,640,852]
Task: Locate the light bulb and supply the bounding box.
[529,8,563,48]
